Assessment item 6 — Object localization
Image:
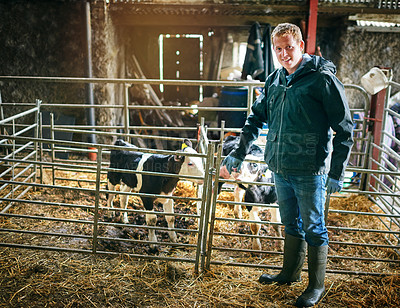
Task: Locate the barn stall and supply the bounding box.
[0,74,399,307]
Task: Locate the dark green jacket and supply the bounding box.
[233,54,354,181]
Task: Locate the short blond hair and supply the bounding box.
[271,23,303,43]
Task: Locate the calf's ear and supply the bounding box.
[174,153,184,162]
[182,139,192,150]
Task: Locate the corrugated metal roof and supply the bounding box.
[107,0,399,10]
[109,6,306,16]
[106,0,399,15]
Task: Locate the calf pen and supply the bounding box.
[0,76,399,282]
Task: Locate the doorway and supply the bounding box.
[159,34,203,104]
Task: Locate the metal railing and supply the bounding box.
[367,77,400,247]
[0,132,214,273]
[0,76,399,277]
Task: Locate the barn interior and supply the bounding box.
[0,1,400,307]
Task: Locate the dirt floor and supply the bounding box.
[1,167,400,307]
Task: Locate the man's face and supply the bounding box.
[273,34,304,75]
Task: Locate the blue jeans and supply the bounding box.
[274,173,329,247]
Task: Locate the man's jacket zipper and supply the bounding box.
[276,86,291,173]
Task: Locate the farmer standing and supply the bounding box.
[222,23,353,307]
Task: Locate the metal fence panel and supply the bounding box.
[0,76,399,277]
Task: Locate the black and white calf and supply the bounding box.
[243,169,282,250]
[106,139,204,246]
[219,135,281,251]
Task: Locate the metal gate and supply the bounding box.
[0,76,399,276]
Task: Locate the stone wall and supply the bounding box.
[314,25,400,109]
[337,28,400,85]
[336,28,400,109]
[0,1,124,144]
[0,1,86,119]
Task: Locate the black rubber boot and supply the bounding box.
[259,234,306,285]
[295,245,328,307]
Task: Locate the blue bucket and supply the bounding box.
[218,86,248,128]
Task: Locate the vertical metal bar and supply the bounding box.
[0,90,4,123]
[354,86,370,169]
[205,144,223,271]
[198,118,206,159]
[381,74,397,234]
[33,99,41,184]
[124,83,130,138]
[194,143,213,273]
[39,113,44,185]
[220,120,225,144]
[360,132,372,191]
[50,113,55,186]
[200,116,205,128]
[247,85,253,117]
[200,144,217,271]
[200,116,206,155]
[0,89,6,171]
[199,149,212,271]
[92,146,102,254]
[324,194,331,225]
[11,119,15,201]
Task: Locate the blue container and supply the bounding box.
[218,86,248,128]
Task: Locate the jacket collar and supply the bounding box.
[278,54,318,85]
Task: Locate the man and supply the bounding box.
[222,23,353,307]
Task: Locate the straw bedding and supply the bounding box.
[0,169,399,307]
[0,248,399,307]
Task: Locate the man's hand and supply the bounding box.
[326,177,343,194]
[222,155,243,174]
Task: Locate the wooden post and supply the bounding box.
[369,88,387,188]
[305,0,318,55]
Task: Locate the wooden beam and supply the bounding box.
[348,13,400,23]
[305,0,318,55]
[110,13,303,27]
[109,2,400,28]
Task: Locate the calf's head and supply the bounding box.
[229,154,265,185]
[175,139,205,184]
